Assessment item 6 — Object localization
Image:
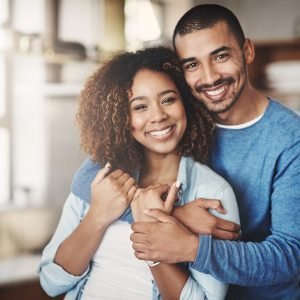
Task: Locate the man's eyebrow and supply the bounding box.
[210,46,231,56]
[180,46,232,65]
[180,57,195,65]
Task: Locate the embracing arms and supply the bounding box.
[130,182,239,300]
[131,143,300,286]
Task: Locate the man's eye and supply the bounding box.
[215,53,229,61]
[184,62,197,71]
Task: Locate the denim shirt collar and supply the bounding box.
[71,156,195,223]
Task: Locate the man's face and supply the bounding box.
[175,21,250,114]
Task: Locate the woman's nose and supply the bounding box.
[150,106,168,123]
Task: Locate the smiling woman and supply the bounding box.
[129,69,187,159]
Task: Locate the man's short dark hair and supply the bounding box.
[173,4,245,49]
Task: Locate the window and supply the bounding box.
[0,0,10,205]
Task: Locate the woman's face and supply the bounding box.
[129,69,187,157]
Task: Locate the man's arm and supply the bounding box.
[131,143,300,286]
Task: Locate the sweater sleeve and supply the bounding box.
[180,184,240,300]
[192,141,300,286]
[38,193,90,297]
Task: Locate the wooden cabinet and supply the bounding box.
[0,279,64,300]
[248,39,300,90]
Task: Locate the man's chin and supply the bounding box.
[200,101,231,114]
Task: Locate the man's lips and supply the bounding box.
[203,84,227,97]
[195,77,235,94]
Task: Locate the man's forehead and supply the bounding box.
[174,23,237,58]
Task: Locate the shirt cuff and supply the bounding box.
[191,235,212,272]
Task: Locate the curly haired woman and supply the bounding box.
[39,47,240,300]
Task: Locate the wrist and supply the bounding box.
[84,209,110,232]
[187,234,200,262]
[172,205,183,219]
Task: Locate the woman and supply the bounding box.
[39,47,240,299]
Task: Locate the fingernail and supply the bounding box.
[175,180,181,189]
[105,162,111,169]
[143,209,151,214]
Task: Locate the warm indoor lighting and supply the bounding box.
[125,0,161,50]
[0,55,5,118]
[0,127,9,204]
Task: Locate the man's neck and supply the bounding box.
[214,87,269,125]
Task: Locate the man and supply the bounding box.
[131,4,300,299]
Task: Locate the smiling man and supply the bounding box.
[131,4,300,299]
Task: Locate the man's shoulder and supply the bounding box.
[268,99,300,134]
[71,158,101,203]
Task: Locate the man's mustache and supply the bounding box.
[195,77,235,94]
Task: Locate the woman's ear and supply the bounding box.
[243,38,255,64]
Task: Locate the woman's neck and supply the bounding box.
[139,152,181,188]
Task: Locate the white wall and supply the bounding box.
[192,0,300,41]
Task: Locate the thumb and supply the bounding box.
[91,162,111,187]
[164,181,180,212]
[143,208,175,224]
[200,199,226,214]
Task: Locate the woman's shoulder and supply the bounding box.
[188,158,233,197]
[193,160,230,185]
[71,158,101,203]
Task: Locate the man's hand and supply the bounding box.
[173,198,241,240]
[131,209,199,263]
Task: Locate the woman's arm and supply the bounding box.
[55,168,136,275]
[39,167,136,296]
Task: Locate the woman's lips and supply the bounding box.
[147,125,175,138]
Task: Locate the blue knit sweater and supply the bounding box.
[192,99,300,299]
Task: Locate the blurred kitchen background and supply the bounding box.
[0,0,299,299]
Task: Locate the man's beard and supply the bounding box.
[193,63,247,114]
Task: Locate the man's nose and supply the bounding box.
[201,63,221,86]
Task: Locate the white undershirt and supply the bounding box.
[80,220,153,300]
[216,113,264,129]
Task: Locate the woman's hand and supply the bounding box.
[131,182,179,222]
[87,164,137,227]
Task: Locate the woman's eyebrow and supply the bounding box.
[129,96,145,104]
[157,89,178,97]
[129,90,177,104]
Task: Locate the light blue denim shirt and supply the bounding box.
[38,156,240,299]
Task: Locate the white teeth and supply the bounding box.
[149,126,172,137]
[205,85,226,96]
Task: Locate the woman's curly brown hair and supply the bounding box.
[77,46,215,173]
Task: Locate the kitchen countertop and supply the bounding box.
[0,254,41,287]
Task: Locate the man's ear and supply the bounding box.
[243,38,255,64]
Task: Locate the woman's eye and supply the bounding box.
[133,104,147,111]
[162,97,176,104]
